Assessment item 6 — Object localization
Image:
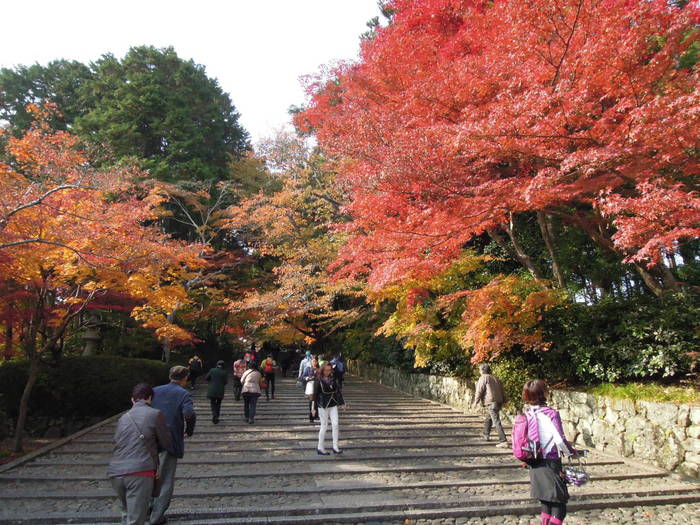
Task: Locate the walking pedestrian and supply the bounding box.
[279,347,292,377]
[260,354,277,400]
[107,383,172,525]
[473,363,509,448]
[302,356,320,423]
[241,361,263,424]
[232,354,247,401]
[297,350,313,380]
[522,379,577,525]
[330,352,346,388]
[149,366,196,525]
[187,354,203,390]
[205,360,228,424]
[311,361,346,455]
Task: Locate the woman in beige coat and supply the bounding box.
[240,361,263,424]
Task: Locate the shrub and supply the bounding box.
[0,356,170,422]
[544,292,698,383]
[490,354,542,411]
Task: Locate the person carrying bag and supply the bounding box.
[107,383,173,525]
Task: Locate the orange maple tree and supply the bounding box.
[0,106,204,451]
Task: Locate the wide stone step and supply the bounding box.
[4,491,700,524]
[1,458,627,480]
[2,373,698,525]
[0,471,670,501]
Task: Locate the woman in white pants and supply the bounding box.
[311,361,346,455]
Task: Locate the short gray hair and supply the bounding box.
[169,365,190,381]
[479,364,491,374]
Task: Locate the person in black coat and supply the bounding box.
[311,361,346,455]
[205,360,228,424]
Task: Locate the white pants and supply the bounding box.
[317,405,339,451]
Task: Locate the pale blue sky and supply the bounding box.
[1,0,381,143]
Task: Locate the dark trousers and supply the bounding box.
[209,397,222,422]
[541,501,567,520]
[336,372,344,388]
[484,402,507,442]
[264,372,275,399]
[232,377,242,400]
[189,371,200,388]
[243,393,260,421]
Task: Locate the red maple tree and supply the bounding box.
[300,0,700,295]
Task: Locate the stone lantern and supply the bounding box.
[82,327,101,356]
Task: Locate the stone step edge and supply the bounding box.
[6,489,700,524]
[88,422,488,432]
[69,433,487,444]
[0,472,669,500]
[129,494,700,525]
[0,459,625,481]
[51,441,513,452]
[0,411,124,475]
[28,449,515,466]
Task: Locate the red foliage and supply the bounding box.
[300,0,700,285]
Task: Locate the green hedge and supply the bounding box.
[0,356,170,421]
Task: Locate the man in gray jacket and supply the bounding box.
[473,364,509,448]
[107,383,172,525]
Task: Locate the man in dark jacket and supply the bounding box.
[472,363,508,447]
[108,383,172,525]
[206,360,228,424]
[149,366,196,525]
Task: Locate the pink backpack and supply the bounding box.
[512,410,542,461]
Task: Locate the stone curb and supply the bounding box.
[0,411,123,475]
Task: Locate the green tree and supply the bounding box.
[0,47,250,182]
[0,60,93,135]
[76,46,249,181]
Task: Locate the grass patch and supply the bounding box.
[587,382,700,404]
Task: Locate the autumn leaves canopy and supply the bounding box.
[300,0,699,291]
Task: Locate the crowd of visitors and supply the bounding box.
[108,348,578,525]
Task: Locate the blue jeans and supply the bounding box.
[243,393,260,421]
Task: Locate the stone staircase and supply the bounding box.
[1,375,699,524]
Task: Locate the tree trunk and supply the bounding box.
[3,315,12,361]
[487,218,546,282]
[12,346,39,452]
[566,211,670,298]
[537,211,565,288]
[161,311,176,363]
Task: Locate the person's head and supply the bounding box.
[169,365,190,386]
[217,360,225,368]
[245,353,251,362]
[522,379,548,406]
[131,383,154,404]
[248,360,259,371]
[305,350,312,358]
[311,357,319,369]
[320,361,333,378]
[479,364,491,375]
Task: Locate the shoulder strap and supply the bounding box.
[126,410,145,440]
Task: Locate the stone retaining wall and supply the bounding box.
[347,360,700,479]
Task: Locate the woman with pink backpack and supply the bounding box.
[513,379,578,525]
